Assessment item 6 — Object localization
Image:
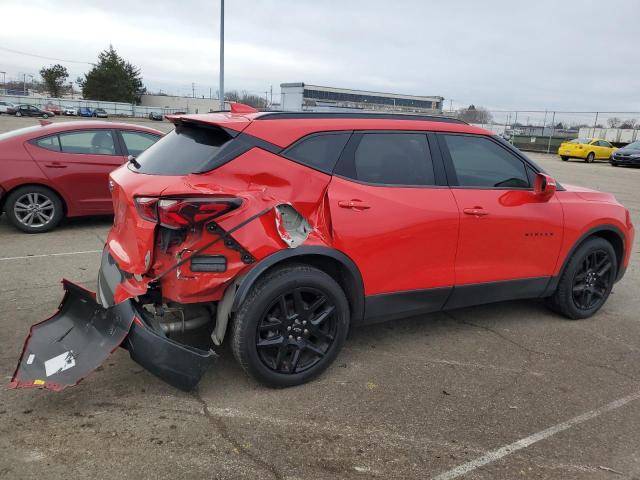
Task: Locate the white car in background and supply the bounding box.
[63,106,77,116]
[0,101,16,114]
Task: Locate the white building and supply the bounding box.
[281,83,444,115]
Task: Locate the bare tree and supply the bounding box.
[620,119,637,129]
[607,117,621,128]
[457,105,493,124]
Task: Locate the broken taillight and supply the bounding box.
[134,196,241,229]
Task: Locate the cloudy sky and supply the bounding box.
[1,0,638,112]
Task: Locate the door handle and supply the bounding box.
[463,207,489,216]
[338,200,371,210]
[44,163,67,169]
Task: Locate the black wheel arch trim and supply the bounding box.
[543,224,627,296]
[230,246,365,323]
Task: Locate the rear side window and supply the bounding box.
[347,133,435,186]
[121,131,160,157]
[59,130,116,155]
[35,135,61,152]
[133,124,232,175]
[283,132,351,173]
[442,135,529,188]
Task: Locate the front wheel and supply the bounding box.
[42,113,49,119]
[561,156,568,161]
[231,264,350,387]
[586,152,595,163]
[15,111,22,117]
[545,237,617,319]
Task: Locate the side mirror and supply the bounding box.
[534,173,556,199]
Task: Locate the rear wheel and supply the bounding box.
[546,237,616,319]
[15,111,22,117]
[5,186,64,233]
[586,152,595,163]
[561,156,568,161]
[231,264,350,387]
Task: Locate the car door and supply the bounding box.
[328,131,459,322]
[598,140,614,159]
[26,129,125,214]
[437,133,564,307]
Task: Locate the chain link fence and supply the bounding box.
[454,110,640,153]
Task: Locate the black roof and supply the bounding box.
[255,111,466,124]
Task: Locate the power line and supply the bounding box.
[0,46,94,65]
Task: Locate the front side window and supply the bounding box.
[443,134,529,188]
[59,130,116,155]
[283,132,351,173]
[120,131,160,157]
[346,133,435,186]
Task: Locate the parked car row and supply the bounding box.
[0,102,111,118]
[557,137,640,167]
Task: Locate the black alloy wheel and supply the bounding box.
[256,287,337,374]
[545,237,617,319]
[231,264,349,387]
[571,249,614,311]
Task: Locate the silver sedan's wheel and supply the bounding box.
[5,186,64,233]
[13,192,56,228]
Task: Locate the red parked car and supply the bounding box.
[0,121,163,232]
[11,106,634,392]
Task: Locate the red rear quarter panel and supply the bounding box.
[0,137,59,204]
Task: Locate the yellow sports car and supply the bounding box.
[558,138,617,162]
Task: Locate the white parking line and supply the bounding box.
[432,389,640,480]
[0,249,102,261]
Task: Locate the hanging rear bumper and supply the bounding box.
[9,247,215,392]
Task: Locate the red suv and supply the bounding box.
[11,107,634,392]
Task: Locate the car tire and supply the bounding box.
[42,113,49,119]
[15,111,22,117]
[5,186,64,233]
[561,156,568,161]
[586,152,595,163]
[231,264,350,388]
[545,237,617,320]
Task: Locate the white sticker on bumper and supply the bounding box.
[44,351,76,377]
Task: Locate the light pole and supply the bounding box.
[219,0,225,110]
[0,71,5,94]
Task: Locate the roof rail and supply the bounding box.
[255,111,466,124]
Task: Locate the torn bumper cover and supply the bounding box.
[9,248,215,392]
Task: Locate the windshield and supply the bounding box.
[132,123,233,175]
[625,141,640,149]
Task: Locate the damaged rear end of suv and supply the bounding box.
[10,106,357,391]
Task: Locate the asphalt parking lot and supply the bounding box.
[1,116,639,479]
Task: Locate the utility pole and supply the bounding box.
[219,0,225,110]
[0,71,5,94]
[270,85,273,108]
[449,98,453,112]
[264,91,269,109]
[192,82,195,98]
